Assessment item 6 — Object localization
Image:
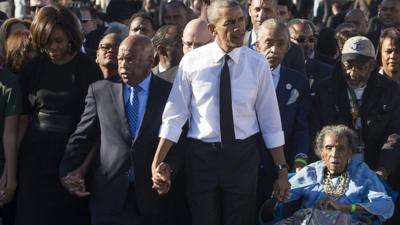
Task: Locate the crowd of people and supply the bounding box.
[0,0,399,224]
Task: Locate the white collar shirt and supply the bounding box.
[159,41,284,149]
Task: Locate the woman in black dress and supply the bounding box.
[15,6,102,225]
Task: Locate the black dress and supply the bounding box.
[15,52,102,225]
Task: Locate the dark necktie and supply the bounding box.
[220,55,235,148]
[126,85,141,139]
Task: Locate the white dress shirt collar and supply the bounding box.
[271,64,281,89]
[210,41,241,65]
[250,29,257,48]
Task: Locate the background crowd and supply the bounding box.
[0,0,400,224]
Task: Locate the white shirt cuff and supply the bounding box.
[159,123,183,143]
[262,131,285,149]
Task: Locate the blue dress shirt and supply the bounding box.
[123,74,151,140]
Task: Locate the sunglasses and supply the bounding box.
[292,36,316,44]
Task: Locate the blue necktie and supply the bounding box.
[126,85,141,183]
[126,85,141,139]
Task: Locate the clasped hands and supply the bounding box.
[151,162,172,195]
[60,167,90,197]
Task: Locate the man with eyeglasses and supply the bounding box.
[80,6,97,35]
[310,36,400,168]
[151,25,183,83]
[181,18,213,55]
[288,19,333,94]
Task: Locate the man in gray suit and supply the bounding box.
[60,35,187,225]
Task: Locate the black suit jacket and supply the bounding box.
[60,75,187,225]
[282,42,306,74]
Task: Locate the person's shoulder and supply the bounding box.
[151,74,172,90]
[240,45,265,61]
[281,66,309,86]
[348,160,379,183]
[0,69,19,87]
[91,79,116,90]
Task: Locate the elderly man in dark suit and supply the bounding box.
[244,0,306,73]
[255,18,310,209]
[59,35,187,225]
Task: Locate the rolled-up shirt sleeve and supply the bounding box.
[255,61,285,149]
[159,65,192,143]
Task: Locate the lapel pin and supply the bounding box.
[286,83,292,90]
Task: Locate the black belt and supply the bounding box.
[32,112,74,133]
[188,133,259,149]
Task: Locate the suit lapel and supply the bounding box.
[136,75,157,141]
[276,67,291,109]
[109,82,131,143]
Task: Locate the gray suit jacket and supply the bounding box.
[60,75,188,225]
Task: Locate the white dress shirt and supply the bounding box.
[272,64,282,89]
[159,41,285,149]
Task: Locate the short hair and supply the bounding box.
[377,28,400,66]
[98,33,124,48]
[31,5,82,53]
[152,25,181,48]
[314,125,359,158]
[257,18,290,41]
[5,29,34,73]
[128,12,155,31]
[287,18,310,36]
[207,0,240,24]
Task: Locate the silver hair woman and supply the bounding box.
[273,125,394,225]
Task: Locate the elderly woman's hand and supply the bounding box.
[315,198,347,212]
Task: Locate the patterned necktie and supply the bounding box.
[126,85,141,139]
[219,55,235,148]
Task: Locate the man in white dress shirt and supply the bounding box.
[151,1,290,224]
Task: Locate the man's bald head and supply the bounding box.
[118,35,155,85]
[182,18,213,54]
[345,9,368,34]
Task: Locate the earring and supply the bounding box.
[95,57,99,63]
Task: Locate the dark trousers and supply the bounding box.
[185,134,260,225]
[93,185,143,225]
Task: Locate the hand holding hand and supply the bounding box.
[151,162,172,195]
[0,173,16,207]
[60,168,90,197]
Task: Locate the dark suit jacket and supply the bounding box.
[282,42,306,74]
[256,66,310,212]
[60,75,187,225]
[305,58,333,95]
[311,66,400,167]
[275,66,311,164]
[156,66,178,83]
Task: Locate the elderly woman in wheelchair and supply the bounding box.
[262,125,395,225]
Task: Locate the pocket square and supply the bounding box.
[286,88,299,105]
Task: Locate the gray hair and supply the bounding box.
[257,18,290,42]
[207,0,241,24]
[314,125,359,158]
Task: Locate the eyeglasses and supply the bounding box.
[292,35,316,44]
[99,44,119,52]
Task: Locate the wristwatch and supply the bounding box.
[276,164,288,171]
